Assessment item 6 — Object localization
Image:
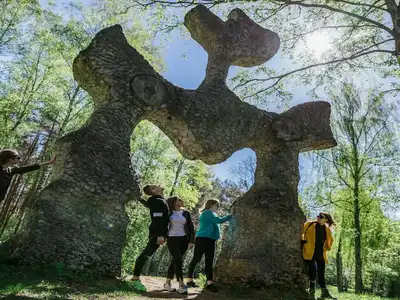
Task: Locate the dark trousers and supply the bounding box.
[305,258,326,288]
[134,235,160,277]
[188,237,216,281]
[167,236,189,281]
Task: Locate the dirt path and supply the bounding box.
[128,276,264,300]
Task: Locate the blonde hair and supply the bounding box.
[201,199,219,212]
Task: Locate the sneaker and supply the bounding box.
[178,286,188,294]
[163,282,176,292]
[186,281,198,288]
[131,279,147,292]
[205,283,218,292]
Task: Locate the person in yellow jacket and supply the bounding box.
[301,212,336,300]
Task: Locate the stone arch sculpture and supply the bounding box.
[6,5,336,295]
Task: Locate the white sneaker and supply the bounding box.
[163,282,176,292]
[178,286,188,294]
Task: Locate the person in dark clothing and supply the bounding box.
[302,212,336,300]
[0,149,56,203]
[131,184,170,292]
[163,196,195,294]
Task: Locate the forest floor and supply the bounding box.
[0,268,398,300]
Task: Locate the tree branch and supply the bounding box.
[325,0,390,13]
[235,47,395,100]
[380,88,400,95]
[359,198,375,210]
[282,24,379,47]
[274,0,395,37]
[314,152,352,172]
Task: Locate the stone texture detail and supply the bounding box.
[7,5,336,293]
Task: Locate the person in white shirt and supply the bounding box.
[163,196,195,294]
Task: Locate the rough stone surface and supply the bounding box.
[8,5,336,294]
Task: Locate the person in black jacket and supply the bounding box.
[163,196,195,295]
[131,184,170,292]
[0,149,56,203]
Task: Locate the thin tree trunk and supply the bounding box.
[354,181,364,293]
[141,132,162,181]
[169,157,185,197]
[352,136,364,294]
[36,122,56,191]
[58,86,81,137]
[0,133,38,237]
[336,228,344,292]
[30,125,55,192]
[14,125,56,235]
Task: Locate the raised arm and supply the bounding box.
[137,197,149,208]
[203,210,232,224]
[11,164,41,175]
[11,155,56,175]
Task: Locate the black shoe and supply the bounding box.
[205,284,218,292]
[186,281,198,288]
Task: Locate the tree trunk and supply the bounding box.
[141,132,163,181]
[14,126,56,235]
[170,157,185,196]
[8,104,142,276]
[5,7,336,284]
[215,147,307,295]
[336,231,344,292]
[0,133,39,238]
[351,131,364,293]
[58,86,81,137]
[354,181,364,293]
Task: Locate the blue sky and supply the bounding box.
[159,33,253,181]
[157,14,400,221]
[34,1,399,215]
[156,13,397,189]
[159,29,313,182]
[36,0,395,186]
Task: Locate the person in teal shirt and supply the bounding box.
[186,199,234,292]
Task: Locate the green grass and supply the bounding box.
[0,264,142,299]
[331,293,399,300]
[0,265,399,299]
[0,279,143,299]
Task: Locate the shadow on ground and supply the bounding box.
[0,265,303,300]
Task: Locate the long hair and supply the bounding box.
[201,199,220,212]
[167,196,181,212]
[321,212,335,227]
[0,149,19,166]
